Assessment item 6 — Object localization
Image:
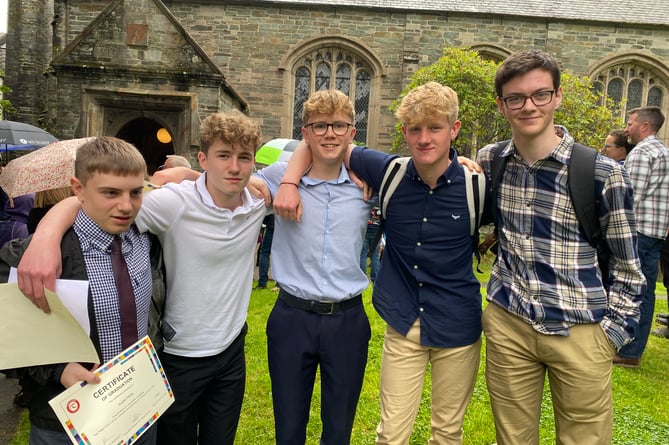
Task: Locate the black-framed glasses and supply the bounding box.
[305,122,353,136]
[501,90,556,110]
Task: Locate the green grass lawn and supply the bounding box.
[10,256,669,444]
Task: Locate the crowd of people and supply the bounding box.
[0,48,667,445]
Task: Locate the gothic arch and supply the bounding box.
[468,43,511,62]
[587,51,669,143]
[279,36,386,147]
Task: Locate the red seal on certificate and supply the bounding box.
[66,399,80,414]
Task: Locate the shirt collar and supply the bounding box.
[195,171,254,212]
[406,147,459,184]
[300,163,352,186]
[505,125,575,167]
[74,209,134,253]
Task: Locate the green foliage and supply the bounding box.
[391,47,624,157]
[556,70,624,148]
[390,47,504,158]
[0,68,16,118]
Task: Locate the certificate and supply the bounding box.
[49,336,174,445]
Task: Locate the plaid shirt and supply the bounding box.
[623,134,669,239]
[477,131,644,349]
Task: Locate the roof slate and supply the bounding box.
[260,0,669,26]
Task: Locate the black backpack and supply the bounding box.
[490,140,610,285]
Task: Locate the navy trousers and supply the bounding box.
[266,296,371,445]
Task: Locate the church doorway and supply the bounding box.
[116,118,174,175]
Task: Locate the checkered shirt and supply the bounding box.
[73,210,152,361]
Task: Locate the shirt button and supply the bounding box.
[417,242,421,246]
[447,179,451,184]
[418,282,423,287]
[419,307,424,312]
[413,265,418,270]
[429,190,434,195]
[423,217,428,222]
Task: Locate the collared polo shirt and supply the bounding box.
[350,146,483,348]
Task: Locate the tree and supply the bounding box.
[0,69,16,119]
[390,47,623,156]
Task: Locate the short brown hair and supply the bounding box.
[495,49,561,97]
[395,81,459,126]
[199,109,262,155]
[628,106,666,133]
[75,137,147,185]
[302,90,355,125]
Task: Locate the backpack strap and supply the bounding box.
[489,140,511,231]
[568,143,601,249]
[379,157,409,219]
[464,168,486,237]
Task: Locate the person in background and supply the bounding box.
[602,129,634,164]
[0,193,35,246]
[256,213,275,289]
[615,106,669,366]
[157,154,192,171]
[476,49,644,444]
[27,187,74,233]
[359,206,382,283]
[653,233,669,339]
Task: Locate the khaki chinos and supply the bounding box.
[483,303,616,445]
[376,319,481,445]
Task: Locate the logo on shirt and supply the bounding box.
[451,214,461,220]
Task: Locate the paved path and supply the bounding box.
[0,373,22,445]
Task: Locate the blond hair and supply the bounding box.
[302,90,354,125]
[199,110,262,155]
[34,186,73,208]
[395,82,459,126]
[75,137,147,185]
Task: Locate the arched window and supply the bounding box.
[592,64,667,121]
[291,47,372,143]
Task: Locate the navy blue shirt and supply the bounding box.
[350,146,482,348]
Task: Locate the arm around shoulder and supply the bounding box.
[16,196,80,312]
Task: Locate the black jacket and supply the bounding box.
[0,229,165,431]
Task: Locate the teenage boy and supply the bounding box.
[0,137,156,445]
[476,49,644,444]
[14,110,266,445]
[256,89,373,444]
[276,82,486,444]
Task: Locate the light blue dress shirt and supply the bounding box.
[256,162,372,301]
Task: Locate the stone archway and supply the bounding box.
[116,118,175,175]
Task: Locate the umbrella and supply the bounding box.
[0,120,58,147]
[255,138,300,165]
[0,137,95,198]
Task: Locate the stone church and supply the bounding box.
[5,0,669,171]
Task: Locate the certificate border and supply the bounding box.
[54,336,173,445]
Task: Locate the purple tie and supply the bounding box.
[110,236,138,349]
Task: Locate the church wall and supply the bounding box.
[8,1,669,149]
